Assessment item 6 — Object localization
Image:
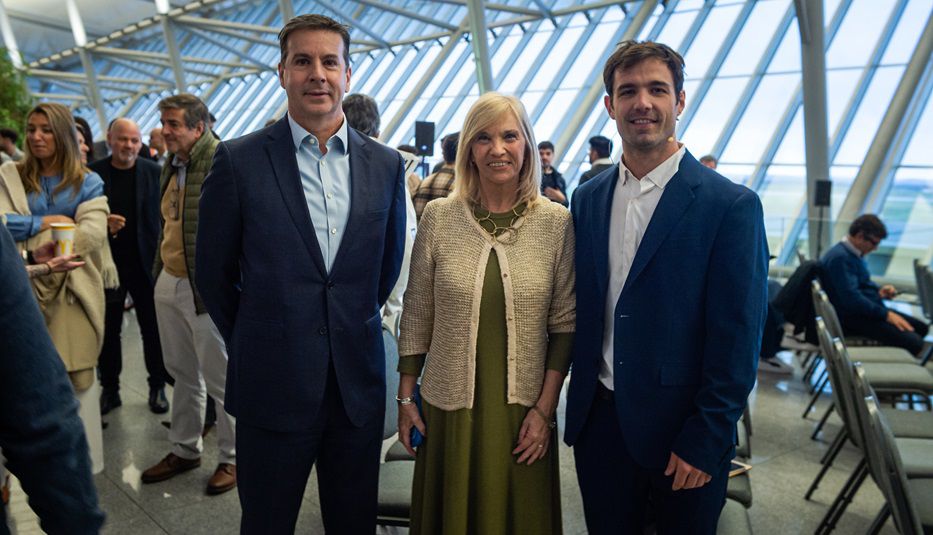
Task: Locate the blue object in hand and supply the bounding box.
[410,384,424,448]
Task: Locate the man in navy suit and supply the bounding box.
[820,214,928,356]
[196,14,406,534]
[565,41,768,534]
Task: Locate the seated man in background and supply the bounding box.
[820,214,929,356]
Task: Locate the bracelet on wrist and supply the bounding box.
[395,394,415,405]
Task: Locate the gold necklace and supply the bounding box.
[473,202,527,240]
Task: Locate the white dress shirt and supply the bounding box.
[599,146,686,390]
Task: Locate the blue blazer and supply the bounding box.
[195,117,406,432]
[564,151,768,475]
[819,241,887,322]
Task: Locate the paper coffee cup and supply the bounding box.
[50,222,76,256]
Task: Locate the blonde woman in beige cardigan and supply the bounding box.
[398,92,575,534]
[0,103,115,473]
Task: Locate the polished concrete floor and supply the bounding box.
[8,308,930,534]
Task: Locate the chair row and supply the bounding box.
[804,281,933,534]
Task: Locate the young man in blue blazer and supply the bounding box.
[196,14,406,534]
[565,41,769,534]
[820,214,928,356]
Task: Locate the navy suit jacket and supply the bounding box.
[0,226,104,534]
[819,241,887,322]
[89,156,162,282]
[564,151,768,475]
[195,116,406,432]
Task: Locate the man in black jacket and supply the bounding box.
[90,118,171,415]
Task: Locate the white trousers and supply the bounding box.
[154,270,235,464]
[75,377,104,474]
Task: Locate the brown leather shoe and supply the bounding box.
[141,453,201,483]
[206,463,236,495]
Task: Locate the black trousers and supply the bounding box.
[99,256,169,391]
[236,365,383,535]
[843,311,929,356]
[573,389,730,535]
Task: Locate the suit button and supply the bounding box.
[319,327,328,335]
[327,281,335,289]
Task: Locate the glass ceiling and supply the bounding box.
[18,0,933,281]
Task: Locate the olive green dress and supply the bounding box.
[398,207,573,535]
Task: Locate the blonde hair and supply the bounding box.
[18,103,87,197]
[452,92,540,207]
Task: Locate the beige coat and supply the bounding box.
[399,196,575,410]
[0,162,117,389]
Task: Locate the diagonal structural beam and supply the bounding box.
[553,0,657,159]
[184,26,270,69]
[278,0,294,22]
[315,0,391,49]
[834,8,933,238]
[381,30,465,141]
[676,0,756,136]
[466,0,494,93]
[353,0,457,31]
[175,15,280,35]
[0,0,23,69]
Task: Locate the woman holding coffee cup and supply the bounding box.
[0,102,116,473]
[397,93,575,534]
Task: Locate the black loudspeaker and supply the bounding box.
[814,179,832,207]
[415,121,435,156]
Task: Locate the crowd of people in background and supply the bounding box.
[0,10,925,535]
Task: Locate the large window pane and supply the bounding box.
[825,0,895,69]
[834,65,904,165]
[682,4,744,77]
[718,0,790,77]
[878,167,933,276]
[681,77,748,156]
[880,0,930,65]
[720,73,799,164]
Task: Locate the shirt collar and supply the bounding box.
[841,236,863,258]
[287,113,348,155]
[619,145,686,191]
[171,154,187,169]
[593,157,613,166]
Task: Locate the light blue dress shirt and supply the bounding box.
[288,114,351,272]
[3,172,104,241]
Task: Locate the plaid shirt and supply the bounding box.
[413,165,455,220]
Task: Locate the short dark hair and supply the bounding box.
[699,154,718,165]
[0,128,18,143]
[342,93,380,137]
[537,140,554,152]
[849,214,887,241]
[279,14,351,66]
[442,132,459,164]
[158,93,211,130]
[603,40,685,98]
[209,113,217,124]
[589,135,612,158]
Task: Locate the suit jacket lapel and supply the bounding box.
[330,128,370,274]
[621,156,699,296]
[592,168,620,301]
[265,118,327,276]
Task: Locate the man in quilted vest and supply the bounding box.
[140,93,237,496]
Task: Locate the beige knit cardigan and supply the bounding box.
[399,196,575,411]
